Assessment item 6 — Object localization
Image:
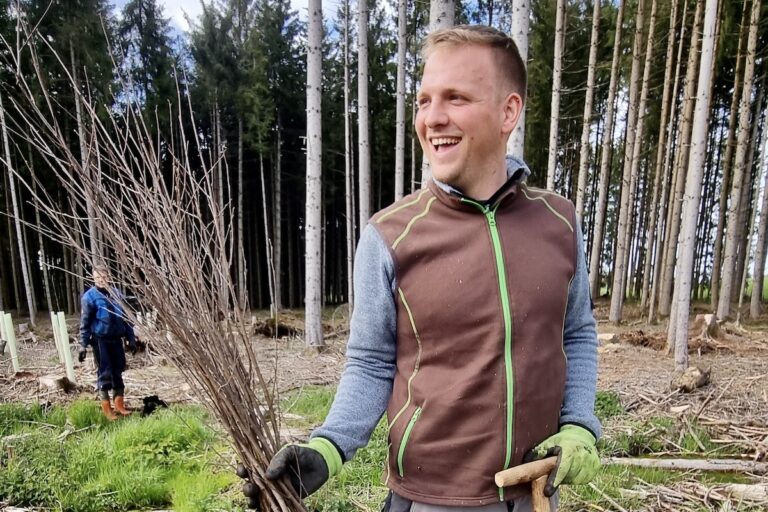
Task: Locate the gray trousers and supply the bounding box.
[385,492,559,512]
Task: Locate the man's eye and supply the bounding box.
[450,95,465,102]
[417,98,430,108]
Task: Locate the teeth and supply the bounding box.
[431,137,460,146]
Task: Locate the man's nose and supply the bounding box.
[424,100,449,127]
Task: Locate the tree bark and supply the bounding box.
[609,0,647,323]
[395,0,407,201]
[750,108,768,318]
[575,0,601,220]
[344,0,355,308]
[358,0,371,228]
[274,123,283,311]
[0,92,36,326]
[642,0,680,311]
[545,0,567,191]
[669,0,718,371]
[507,0,529,158]
[711,0,750,310]
[589,0,625,299]
[717,0,761,320]
[305,0,324,347]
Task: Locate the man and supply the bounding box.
[245,25,600,510]
[79,265,137,420]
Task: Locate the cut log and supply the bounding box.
[690,314,721,339]
[671,365,711,392]
[716,483,768,502]
[38,374,76,392]
[606,457,768,474]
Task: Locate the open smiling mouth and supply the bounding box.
[431,137,461,153]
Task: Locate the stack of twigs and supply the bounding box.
[0,23,304,511]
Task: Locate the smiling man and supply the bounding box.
[244,25,600,512]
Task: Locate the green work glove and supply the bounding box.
[241,437,342,506]
[525,424,600,497]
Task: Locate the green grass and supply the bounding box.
[0,400,240,511]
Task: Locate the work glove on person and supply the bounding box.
[525,424,600,497]
[239,437,343,508]
[77,347,87,363]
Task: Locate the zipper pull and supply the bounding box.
[486,210,496,227]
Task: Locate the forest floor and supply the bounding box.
[1,301,768,510]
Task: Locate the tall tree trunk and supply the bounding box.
[30,165,53,313]
[507,0,529,157]
[395,0,407,201]
[237,117,246,310]
[70,40,100,262]
[429,0,455,31]
[660,0,704,317]
[609,0,649,323]
[589,0,625,299]
[344,0,355,308]
[274,123,283,311]
[546,0,566,191]
[575,0,601,219]
[259,149,276,315]
[669,0,718,371]
[642,0,679,311]
[358,0,371,228]
[717,0,761,320]
[731,92,762,306]
[750,108,768,319]
[711,0,749,310]
[305,0,324,348]
[0,92,36,326]
[421,0,456,186]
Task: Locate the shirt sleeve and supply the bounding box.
[311,224,398,461]
[559,220,602,439]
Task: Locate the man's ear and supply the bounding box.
[501,92,523,135]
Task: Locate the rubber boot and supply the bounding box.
[114,396,132,416]
[101,400,118,421]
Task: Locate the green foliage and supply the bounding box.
[595,391,624,421]
[600,416,675,456]
[0,402,67,436]
[0,402,238,511]
[282,385,335,425]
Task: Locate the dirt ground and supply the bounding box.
[2,302,768,510]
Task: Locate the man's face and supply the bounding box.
[93,271,109,288]
[415,44,521,199]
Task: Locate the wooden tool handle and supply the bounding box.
[494,456,558,487]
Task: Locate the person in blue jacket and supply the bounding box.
[78,265,137,420]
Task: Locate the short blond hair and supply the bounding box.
[422,25,527,104]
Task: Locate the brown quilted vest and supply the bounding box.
[370,179,577,506]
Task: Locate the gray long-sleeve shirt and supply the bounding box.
[313,157,600,462]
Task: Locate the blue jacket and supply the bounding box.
[79,287,136,349]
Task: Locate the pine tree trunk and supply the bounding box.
[305,0,324,348]
[750,107,768,318]
[610,0,651,323]
[358,0,371,228]
[344,0,355,308]
[0,92,36,326]
[660,0,704,317]
[30,166,53,313]
[507,0,529,157]
[589,0,626,299]
[575,0,601,219]
[717,0,761,320]
[259,149,276,315]
[429,0,455,31]
[70,40,100,262]
[670,0,718,371]
[711,0,749,310]
[274,123,283,311]
[237,117,246,309]
[395,0,407,201]
[545,0,566,191]
[642,0,679,311]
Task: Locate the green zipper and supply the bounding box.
[397,406,422,477]
[461,199,514,500]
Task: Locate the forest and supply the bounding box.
[0,0,767,358]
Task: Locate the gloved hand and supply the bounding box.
[240,437,342,508]
[78,347,87,363]
[525,424,600,497]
